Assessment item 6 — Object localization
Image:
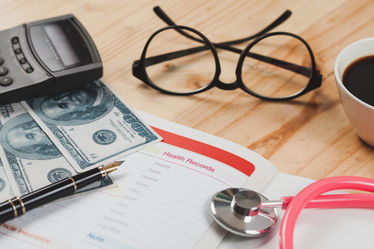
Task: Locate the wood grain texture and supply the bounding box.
[0,0,372,180]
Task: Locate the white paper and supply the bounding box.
[0,111,276,249]
[1,111,371,249]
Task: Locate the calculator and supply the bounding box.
[0,14,102,105]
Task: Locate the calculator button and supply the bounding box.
[21,61,33,73]
[16,53,23,60]
[14,48,22,54]
[11,37,19,44]
[0,77,13,86]
[25,67,33,73]
[0,67,8,76]
[0,57,3,65]
[12,43,21,50]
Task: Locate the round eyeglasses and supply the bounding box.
[132,7,322,101]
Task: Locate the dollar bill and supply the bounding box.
[23,80,161,172]
[0,103,112,197]
[0,159,15,201]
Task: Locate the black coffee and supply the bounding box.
[342,55,374,106]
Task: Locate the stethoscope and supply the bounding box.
[210,176,374,249]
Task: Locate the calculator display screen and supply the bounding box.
[30,20,92,72]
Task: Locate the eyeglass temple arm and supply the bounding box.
[153,6,292,46]
[147,7,316,77]
[137,44,312,77]
[149,6,312,76]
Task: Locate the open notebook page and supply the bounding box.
[0,111,276,249]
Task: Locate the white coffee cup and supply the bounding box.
[334,37,374,147]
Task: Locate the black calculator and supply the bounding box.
[0,14,102,105]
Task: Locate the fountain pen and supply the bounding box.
[0,161,123,224]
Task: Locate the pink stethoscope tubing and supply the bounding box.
[279,176,374,249]
[281,192,374,209]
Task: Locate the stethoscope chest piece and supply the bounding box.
[210,188,278,237]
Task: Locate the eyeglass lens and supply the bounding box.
[144,27,215,93]
[241,34,312,98]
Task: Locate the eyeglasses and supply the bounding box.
[132,6,322,101]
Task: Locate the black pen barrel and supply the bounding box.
[0,167,102,224]
[0,199,19,223]
[73,167,103,189]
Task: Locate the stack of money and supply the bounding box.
[0,80,161,201]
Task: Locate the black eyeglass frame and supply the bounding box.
[133,7,323,101]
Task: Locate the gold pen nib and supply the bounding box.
[102,161,124,175]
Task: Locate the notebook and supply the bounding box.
[0,111,373,249]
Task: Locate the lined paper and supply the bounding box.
[0,141,250,249]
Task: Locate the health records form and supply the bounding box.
[0,112,276,249]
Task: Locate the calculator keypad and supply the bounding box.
[11,36,34,74]
[0,49,12,86]
[0,37,38,87]
[0,63,11,86]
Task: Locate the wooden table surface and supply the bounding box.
[1,0,373,180]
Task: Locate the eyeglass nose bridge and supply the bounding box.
[213,57,241,91]
[215,79,240,90]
